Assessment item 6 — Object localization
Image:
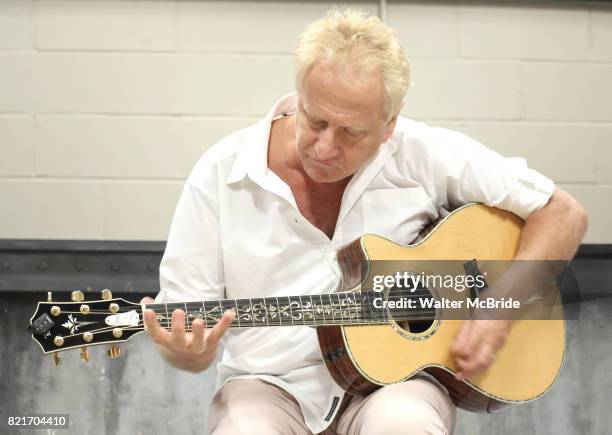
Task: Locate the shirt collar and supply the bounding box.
[226,92,298,185]
[226,91,400,185]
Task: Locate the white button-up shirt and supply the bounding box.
[155,92,555,433]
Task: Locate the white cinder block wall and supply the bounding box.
[1,0,610,242]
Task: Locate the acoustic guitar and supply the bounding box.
[29,204,565,413]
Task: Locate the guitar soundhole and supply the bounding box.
[397,319,431,334]
[386,282,437,336]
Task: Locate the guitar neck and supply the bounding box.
[144,292,388,329]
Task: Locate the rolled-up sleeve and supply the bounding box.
[155,177,224,304]
[431,127,555,220]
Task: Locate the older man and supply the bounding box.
[142,8,587,435]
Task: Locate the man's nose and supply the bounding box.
[314,128,340,160]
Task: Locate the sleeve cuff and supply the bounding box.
[494,158,556,220]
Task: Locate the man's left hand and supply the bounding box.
[450,319,512,381]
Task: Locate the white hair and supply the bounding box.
[294,7,411,119]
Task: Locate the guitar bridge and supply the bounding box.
[463,259,488,301]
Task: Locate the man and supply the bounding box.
[142,8,587,435]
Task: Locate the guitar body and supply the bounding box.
[317,204,565,412]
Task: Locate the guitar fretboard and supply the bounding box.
[144,290,435,329]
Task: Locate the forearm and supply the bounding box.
[476,188,588,319]
[515,187,588,261]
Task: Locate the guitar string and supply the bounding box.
[45,290,444,342]
[118,313,440,334]
[51,310,441,345]
[52,312,436,342]
[49,296,439,334]
[52,307,438,340]
[46,287,438,314]
[131,307,438,329]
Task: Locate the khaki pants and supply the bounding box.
[208,378,456,435]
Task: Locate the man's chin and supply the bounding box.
[304,165,343,184]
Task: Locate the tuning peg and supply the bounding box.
[101,289,113,300]
[80,347,90,362]
[71,290,84,302]
[107,344,121,359]
[52,352,61,367]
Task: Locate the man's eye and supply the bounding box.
[343,128,361,138]
[308,119,326,129]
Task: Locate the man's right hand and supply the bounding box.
[140,296,235,373]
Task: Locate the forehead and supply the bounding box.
[299,61,386,123]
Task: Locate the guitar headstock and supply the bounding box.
[29,290,143,366]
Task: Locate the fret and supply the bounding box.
[203,300,222,326]
[354,292,365,324]
[365,292,373,324]
[375,291,386,324]
[235,299,241,328]
[304,295,312,325]
[286,295,295,324]
[247,297,255,327]
[287,296,303,325]
[220,299,238,328]
[250,297,267,327]
[356,292,367,324]
[276,296,292,324]
[217,299,224,326]
[326,294,336,325]
[343,293,359,325]
[184,302,189,330]
[311,295,320,325]
[381,292,389,323]
[163,302,183,330]
[350,293,361,324]
[318,294,326,325]
[234,298,255,328]
[184,301,205,329]
[166,302,183,316]
[201,300,207,328]
[334,293,344,325]
[275,297,282,326]
[357,292,372,325]
[262,298,270,327]
[265,297,281,326]
[164,303,170,329]
[341,293,353,325]
[369,291,381,324]
[306,295,316,325]
[298,295,314,326]
[353,293,362,324]
[297,296,305,324]
[338,293,352,325]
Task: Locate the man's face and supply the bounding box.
[295,61,397,184]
